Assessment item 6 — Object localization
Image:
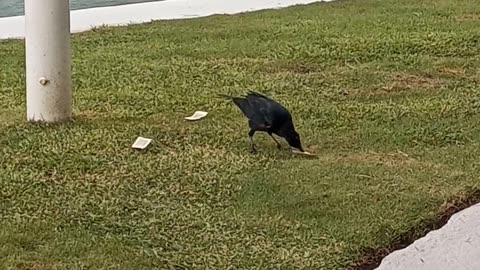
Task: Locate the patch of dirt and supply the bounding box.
[344,72,445,99]
[340,151,417,168]
[262,62,323,74]
[380,73,442,92]
[455,13,480,22]
[312,150,447,170]
[15,262,52,270]
[349,188,480,270]
[437,67,466,77]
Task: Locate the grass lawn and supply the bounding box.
[1,0,480,269]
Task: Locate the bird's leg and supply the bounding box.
[250,137,257,153]
[268,133,282,150]
[248,129,257,153]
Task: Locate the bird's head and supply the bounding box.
[286,130,304,152]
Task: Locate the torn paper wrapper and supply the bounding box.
[185,111,208,121]
[291,149,316,156]
[132,137,152,150]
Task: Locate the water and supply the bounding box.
[0,0,163,18]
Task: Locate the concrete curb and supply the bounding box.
[376,203,480,270]
[0,0,335,39]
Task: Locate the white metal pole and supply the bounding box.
[25,0,72,122]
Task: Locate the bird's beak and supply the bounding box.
[298,146,305,152]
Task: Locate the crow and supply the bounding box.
[221,91,304,153]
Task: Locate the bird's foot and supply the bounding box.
[250,147,258,154]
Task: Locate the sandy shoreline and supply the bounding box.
[0,0,333,40]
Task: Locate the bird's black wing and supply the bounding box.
[222,92,278,129]
[230,97,254,119]
[245,93,274,128]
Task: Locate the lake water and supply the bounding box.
[0,0,163,18]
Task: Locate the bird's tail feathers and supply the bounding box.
[218,91,268,100]
[246,90,271,100]
[217,94,251,116]
[217,94,236,100]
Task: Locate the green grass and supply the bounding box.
[1,0,480,268]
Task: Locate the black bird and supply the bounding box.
[221,91,304,153]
